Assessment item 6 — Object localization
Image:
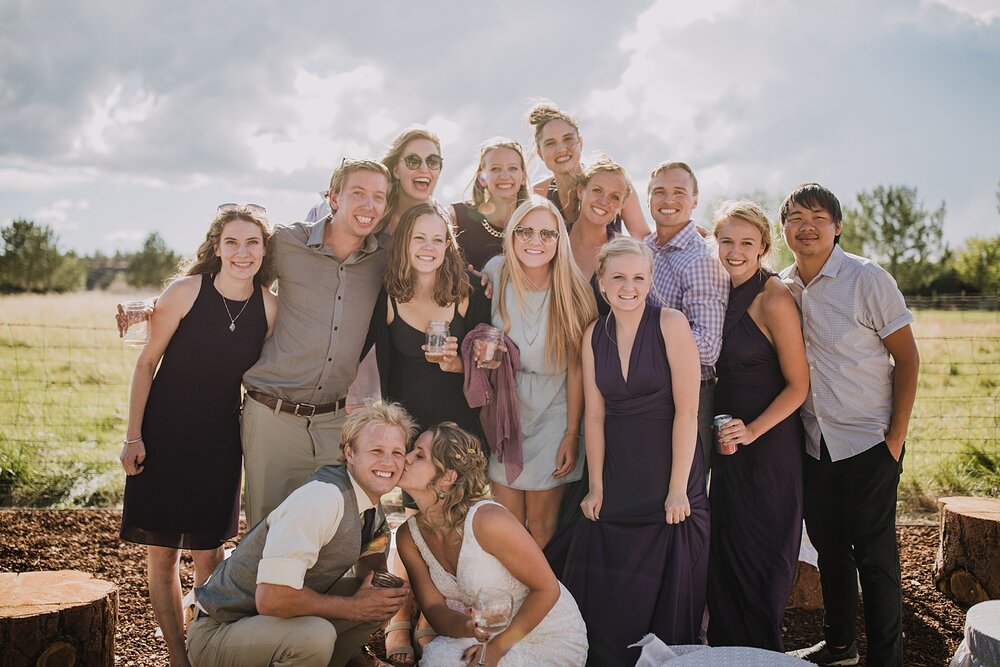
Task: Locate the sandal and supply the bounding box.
[383,620,415,667]
[414,624,439,649]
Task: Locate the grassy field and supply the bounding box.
[1,292,998,512]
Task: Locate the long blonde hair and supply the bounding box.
[414,423,489,536]
[496,197,597,370]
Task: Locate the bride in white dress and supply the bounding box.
[395,422,588,667]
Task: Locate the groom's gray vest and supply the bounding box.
[196,465,372,623]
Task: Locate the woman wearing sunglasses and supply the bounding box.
[450,137,531,271]
[380,127,445,236]
[527,101,649,240]
[479,197,597,551]
[118,205,277,667]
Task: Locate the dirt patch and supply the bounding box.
[0,511,965,666]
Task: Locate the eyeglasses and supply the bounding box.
[218,203,267,219]
[513,226,560,244]
[402,153,443,171]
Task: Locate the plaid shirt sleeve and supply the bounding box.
[680,253,730,372]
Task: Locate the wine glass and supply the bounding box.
[472,587,514,666]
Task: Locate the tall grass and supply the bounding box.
[1,292,998,512]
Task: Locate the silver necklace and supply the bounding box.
[221,291,252,332]
[520,290,548,347]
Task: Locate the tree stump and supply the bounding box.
[787,561,824,609]
[0,570,117,667]
[934,496,1000,607]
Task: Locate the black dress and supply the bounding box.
[707,269,804,650]
[120,274,266,550]
[372,277,491,444]
[452,202,505,271]
[562,304,710,666]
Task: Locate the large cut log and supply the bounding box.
[934,496,1000,607]
[0,570,117,667]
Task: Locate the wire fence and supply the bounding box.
[1,320,998,504]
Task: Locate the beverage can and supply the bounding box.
[713,414,737,455]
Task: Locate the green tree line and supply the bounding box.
[0,220,180,293]
[3,182,1000,295]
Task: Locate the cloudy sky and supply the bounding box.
[1,0,998,256]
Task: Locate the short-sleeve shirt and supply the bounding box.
[644,222,729,380]
[780,246,914,461]
[243,218,386,404]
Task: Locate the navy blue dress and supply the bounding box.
[707,270,804,650]
[562,304,710,666]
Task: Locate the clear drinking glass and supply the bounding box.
[476,326,504,369]
[425,320,449,363]
[472,587,513,666]
[122,300,150,346]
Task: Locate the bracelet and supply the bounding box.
[564,431,580,439]
[124,436,143,445]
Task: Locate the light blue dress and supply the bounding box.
[482,257,584,490]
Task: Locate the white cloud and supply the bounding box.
[72,83,158,156]
[32,198,91,231]
[103,229,146,248]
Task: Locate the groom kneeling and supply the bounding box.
[188,401,415,667]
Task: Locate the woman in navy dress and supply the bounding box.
[119,205,277,667]
[707,200,809,650]
[562,237,709,666]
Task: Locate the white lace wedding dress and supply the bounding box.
[408,500,588,666]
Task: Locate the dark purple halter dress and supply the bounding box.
[562,304,710,667]
[707,269,804,650]
[120,274,266,550]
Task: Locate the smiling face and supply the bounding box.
[407,213,449,275]
[512,208,560,275]
[577,171,628,229]
[394,138,441,202]
[480,146,526,202]
[781,201,841,261]
[536,118,582,175]
[716,217,765,285]
[331,169,389,240]
[648,168,697,237]
[344,422,408,501]
[599,252,651,313]
[215,218,266,281]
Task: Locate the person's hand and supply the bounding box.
[469,267,494,300]
[116,300,155,337]
[424,336,461,372]
[717,418,757,447]
[552,433,579,478]
[885,431,905,462]
[461,632,507,667]
[580,488,603,521]
[664,490,690,525]
[348,572,410,621]
[119,437,146,475]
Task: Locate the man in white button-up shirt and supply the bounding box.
[779,184,919,667]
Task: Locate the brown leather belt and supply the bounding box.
[247,390,346,418]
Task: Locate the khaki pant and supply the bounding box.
[241,394,348,527]
[188,576,379,667]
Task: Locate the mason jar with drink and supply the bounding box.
[424,320,449,363]
[476,326,505,369]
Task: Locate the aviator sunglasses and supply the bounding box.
[402,153,443,171]
[512,226,560,245]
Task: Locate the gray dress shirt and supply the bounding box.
[780,246,914,461]
[243,219,386,405]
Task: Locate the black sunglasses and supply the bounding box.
[402,153,443,171]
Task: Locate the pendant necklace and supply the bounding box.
[219,280,252,332]
[520,290,549,347]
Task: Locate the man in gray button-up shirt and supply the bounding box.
[780,184,919,667]
[241,159,390,527]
